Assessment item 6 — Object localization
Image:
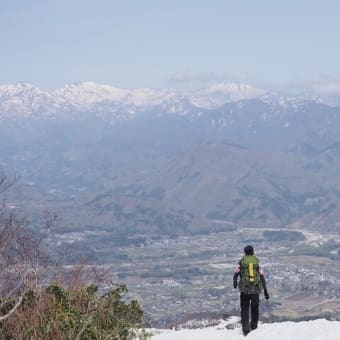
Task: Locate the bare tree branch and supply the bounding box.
[0,290,26,322]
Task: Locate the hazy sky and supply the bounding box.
[1,0,340,91]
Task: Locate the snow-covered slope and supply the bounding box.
[0,82,57,118]
[188,82,268,109]
[52,82,185,109]
[149,318,340,340]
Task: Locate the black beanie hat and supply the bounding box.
[244,245,254,255]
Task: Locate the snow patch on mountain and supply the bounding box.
[189,83,267,109]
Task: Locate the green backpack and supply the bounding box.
[239,255,262,294]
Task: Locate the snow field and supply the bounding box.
[149,318,340,340]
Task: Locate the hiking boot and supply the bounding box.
[243,329,250,336]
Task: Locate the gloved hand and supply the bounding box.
[233,280,238,289]
[264,290,269,300]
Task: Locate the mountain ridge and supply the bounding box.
[1,81,335,121]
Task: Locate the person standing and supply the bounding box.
[233,245,269,336]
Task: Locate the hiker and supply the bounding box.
[233,245,269,336]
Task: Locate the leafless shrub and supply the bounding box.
[0,175,147,339]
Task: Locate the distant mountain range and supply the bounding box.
[1,81,340,245]
[1,81,338,120]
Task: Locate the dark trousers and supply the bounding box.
[240,293,259,332]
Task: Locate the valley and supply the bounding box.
[50,227,339,326]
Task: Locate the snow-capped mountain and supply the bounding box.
[0,81,310,121]
[52,82,186,110]
[0,81,198,119]
[1,81,340,128]
[0,82,58,118]
[188,82,268,109]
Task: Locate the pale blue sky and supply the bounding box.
[1,0,340,91]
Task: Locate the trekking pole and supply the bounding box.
[266,300,272,324]
[235,289,240,327]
